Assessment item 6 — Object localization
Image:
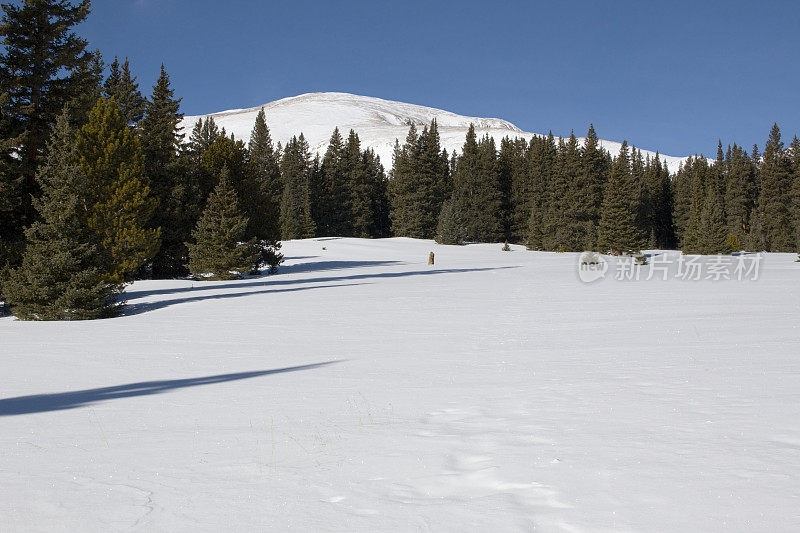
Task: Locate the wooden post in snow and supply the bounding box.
[428,252,435,265]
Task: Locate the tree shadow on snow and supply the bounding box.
[125,265,517,309]
[0,361,341,417]
[123,282,368,316]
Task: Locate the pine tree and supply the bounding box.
[187,167,257,280]
[246,107,282,269]
[758,124,795,251]
[318,127,349,236]
[188,116,220,157]
[3,110,120,319]
[525,134,557,249]
[435,199,465,245]
[0,0,96,258]
[363,148,391,238]
[679,156,710,251]
[452,125,503,242]
[0,91,22,269]
[345,129,373,237]
[388,124,423,237]
[279,135,315,239]
[543,132,589,250]
[139,65,194,278]
[790,136,800,249]
[505,137,530,242]
[103,57,145,126]
[597,142,645,254]
[415,119,450,238]
[581,125,608,244]
[75,97,160,282]
[724,144,757,242]
[672,159,693,246]
[696,177,729,254]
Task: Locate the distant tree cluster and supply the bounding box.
[1,0,799,321]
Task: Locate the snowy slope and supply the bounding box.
[180,92,688,173]
[2,239,799,531]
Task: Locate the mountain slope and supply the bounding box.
[180,92,688,173]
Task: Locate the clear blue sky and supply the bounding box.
[80,0,800,157]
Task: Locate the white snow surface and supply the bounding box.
[180,92,689,173]
[2,238,799,531]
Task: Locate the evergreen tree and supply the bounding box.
[505,137,530,242]
[345,129,372,237]
[103,57,145,125]
[3,109,120,319]
[790,136,800,248]
[525,134,557,249]
[724,143,757,242]
[415,119,450,237]
[435,199,465,245]
[188,116,220,158]
[581,125,608,244]
[187,166,257,280]
[671,159,694,246]
[696,177,729,254]
[388,121,448,239]
[0,0,96,258]
[279,135,315,239]
[681,156,710,252]
[363,148,391,238]
[388,125,423,237]
[758,124,795,251]
[0,92,22,269]
[246,108,282,269]
[543,132,590,250]
[75,97,160,282]
[597,142,645,254]
[318,127,349,236]
[452,125,503,242]
[139,65,193,278]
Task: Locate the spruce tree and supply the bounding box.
[525,134,557,249]
[75,97,160,282]
[679,156,710,251]
[597,142,645,254]
[387,121,448,239]
[246,108,282,269]
[758,124,795,251]
[435,199,465,245]
[363,148,391,238]
[345,129,372,237]
[0,0,96,257]
[452,125,503,242]
[187,166,257,280]
[505,137,530,242]
[790,136,800,248]
[103,57,145,126]
[319,127,349,236]
[0,92,22,269]
[581,125,608,243]
[3,110,120,319]
[279,135,315,239]
[696,178,729,254]
[724,144,757,242]
[140,65,191,278]
[388,125,422,237]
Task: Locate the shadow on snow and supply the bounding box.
[0,361,341,417]
[124,265,519,315]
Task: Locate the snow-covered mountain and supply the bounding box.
[180,92,687,173]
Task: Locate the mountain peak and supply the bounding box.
[181,92,686,172]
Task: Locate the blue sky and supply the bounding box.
[80,0,800,157]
